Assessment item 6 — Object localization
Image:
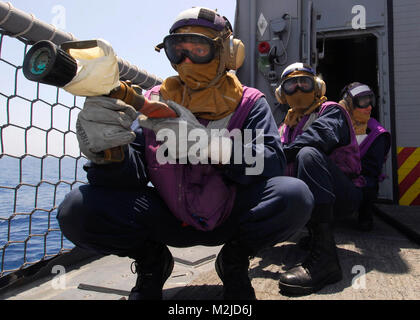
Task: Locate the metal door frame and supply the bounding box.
[315,28,395,201]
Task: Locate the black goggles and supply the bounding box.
[162,33,218,65]
[354,94,375,109]
[282,76,315,95]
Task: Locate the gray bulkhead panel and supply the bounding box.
[311,0,386,31]
[235,0,302,109]
[392,0,420,147]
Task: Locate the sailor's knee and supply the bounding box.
[285,177,313,215]
[257,176,313,241]
[57,186,91,241]
[296,146,323,166]
[269,176,314,215]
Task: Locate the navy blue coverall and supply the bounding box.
[57,97,313,259]
[282,105,363,217]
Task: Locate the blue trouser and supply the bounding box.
[294,147,363,217]
[57,176,313,260]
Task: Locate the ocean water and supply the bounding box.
[0,155,88,274]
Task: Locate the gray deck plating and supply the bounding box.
[3,206,420,300]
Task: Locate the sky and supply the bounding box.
[8,0,237,79]
[0,1,237,157]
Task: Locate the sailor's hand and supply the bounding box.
[138,101,231,163]
[76,96,137,164]
[138,100,202,130]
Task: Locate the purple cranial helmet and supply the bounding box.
[156,7,245,73]
[169,7,231,34]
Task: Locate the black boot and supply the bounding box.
[358,186,378,232]
[215,241,256,300]
[129,242,174,300]
[297,226,313,251]
[278,205,342,296]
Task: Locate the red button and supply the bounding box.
[258,41,271,54]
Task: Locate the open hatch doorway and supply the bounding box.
[317,34,379,120]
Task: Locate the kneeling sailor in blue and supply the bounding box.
[57,8,313,300]
[339,83,391,231]
[276,63,364,296]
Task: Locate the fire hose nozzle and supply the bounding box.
[23,40,177,163]
[23,40,78,88]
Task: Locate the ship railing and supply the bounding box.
[0,1,162,286]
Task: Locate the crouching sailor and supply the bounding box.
[57,8,313,300]
[276,63,363,296]
[339,83,391,231]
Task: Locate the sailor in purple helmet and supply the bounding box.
[276,63,365,296]
[57,7,313,300]
[339,83,391,231]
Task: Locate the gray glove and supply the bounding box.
[76,96,138,164]
[138,100,232,164]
